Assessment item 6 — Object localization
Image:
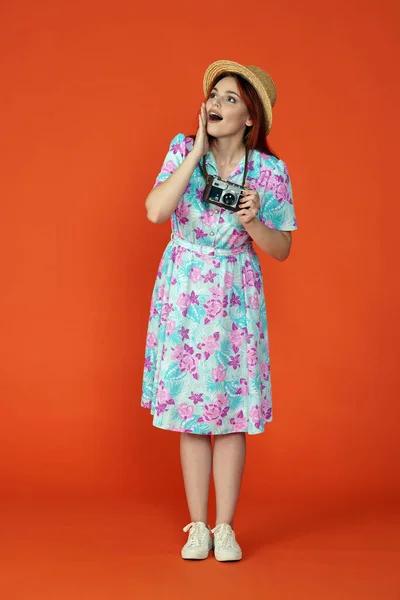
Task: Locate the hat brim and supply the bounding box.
[203,60,273,135]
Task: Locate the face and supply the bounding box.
[205,76,252,139]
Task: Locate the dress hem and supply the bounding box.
[141,405,271,436]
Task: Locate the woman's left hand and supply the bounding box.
[237,184,260,225]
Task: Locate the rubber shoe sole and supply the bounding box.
[214,548,242,562]
[181,542,213,560]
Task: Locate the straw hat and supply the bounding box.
[203,60,277,135]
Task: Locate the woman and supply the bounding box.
[141,60,297,561]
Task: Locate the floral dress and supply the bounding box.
[141,133,297,435]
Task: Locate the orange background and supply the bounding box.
[0,0,399,598]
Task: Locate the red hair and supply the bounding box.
[207,72,278,158]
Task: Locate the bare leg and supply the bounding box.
[180,433,212,524]
[213,433,246,526]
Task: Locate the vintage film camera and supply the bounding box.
[203,175,246,212]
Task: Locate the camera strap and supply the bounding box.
[199,149,249,187]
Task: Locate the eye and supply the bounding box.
[210,92,216,99]
[227,96,236,103]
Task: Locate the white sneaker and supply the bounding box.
[212,523,242,562]
[181,522,213,560]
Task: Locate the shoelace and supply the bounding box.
[211,524,237,549]
[183,522,209,547]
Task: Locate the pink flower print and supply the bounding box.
[210,285,224,298]
[161,159,176,175]
[178,403,195,420]
[175,200,191,225]
[185,136,194,151]
[247,346,258,367]
[201,209,218,226]
[258,166,273,188]
[232,165,242,177]
[142,400,151,409]
[261,398,272,420]
[157,285,165,302]
[235,378,249,396]
[146,332,157,349]
[189,392,204,404]
[161,303,174,323]
[216,393,229,408]
[178,291,200,316]
[204,297,223,324]
[203,270,217,284]
[264,219,275,229]
[162,345,167,360]
[155,381,174,416]
[196,253,215,266]
[256,321,266,340]
[249,293,260,309]
[177,293,191,316]
[179,326,189,341]
[155,402,167,416]
[171,245,186,266]
[144,356,153,372]
[188,291,199,305]
[228,229,248,249]
[171,142,183,155]
[203,332,220,357]
[171,277,177,285]
[229,323,244,353]
[156,381,174,405]
[212,365,226,382]
[177,346,199,379]
[243,327,254,344]
[260,361,270,381]
[250,405,262,429]
[276,182,290,203]
[230,292,241,307]
[179,353,197,376]
[228,354,240,370]
[184,183,192,195]
[171,345,183,360]
[242,265,256,287]
[230,410,248,432]
[202,403,223,423]
[194,227,207,240]
[166,320,176,336]
[224,272,234,289]
[196,188,204,200]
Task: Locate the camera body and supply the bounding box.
[203,175,245,212]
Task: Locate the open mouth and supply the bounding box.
[208,112,223,122]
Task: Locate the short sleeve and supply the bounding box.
[153,133,189,188]
[258,158,298,231]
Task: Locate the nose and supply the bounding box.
[212,95,220,108]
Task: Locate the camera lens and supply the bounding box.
[222,192,236,206]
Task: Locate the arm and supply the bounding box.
[146,151,200,224]
[243,218,292,262]
[238,159,296,261]
[146,104,209,224]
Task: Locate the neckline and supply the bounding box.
[206,149,248,182]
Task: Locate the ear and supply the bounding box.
[245,116,253,127]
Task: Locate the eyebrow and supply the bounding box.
[212,86,240,98]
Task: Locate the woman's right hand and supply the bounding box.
[192,103,209,160]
